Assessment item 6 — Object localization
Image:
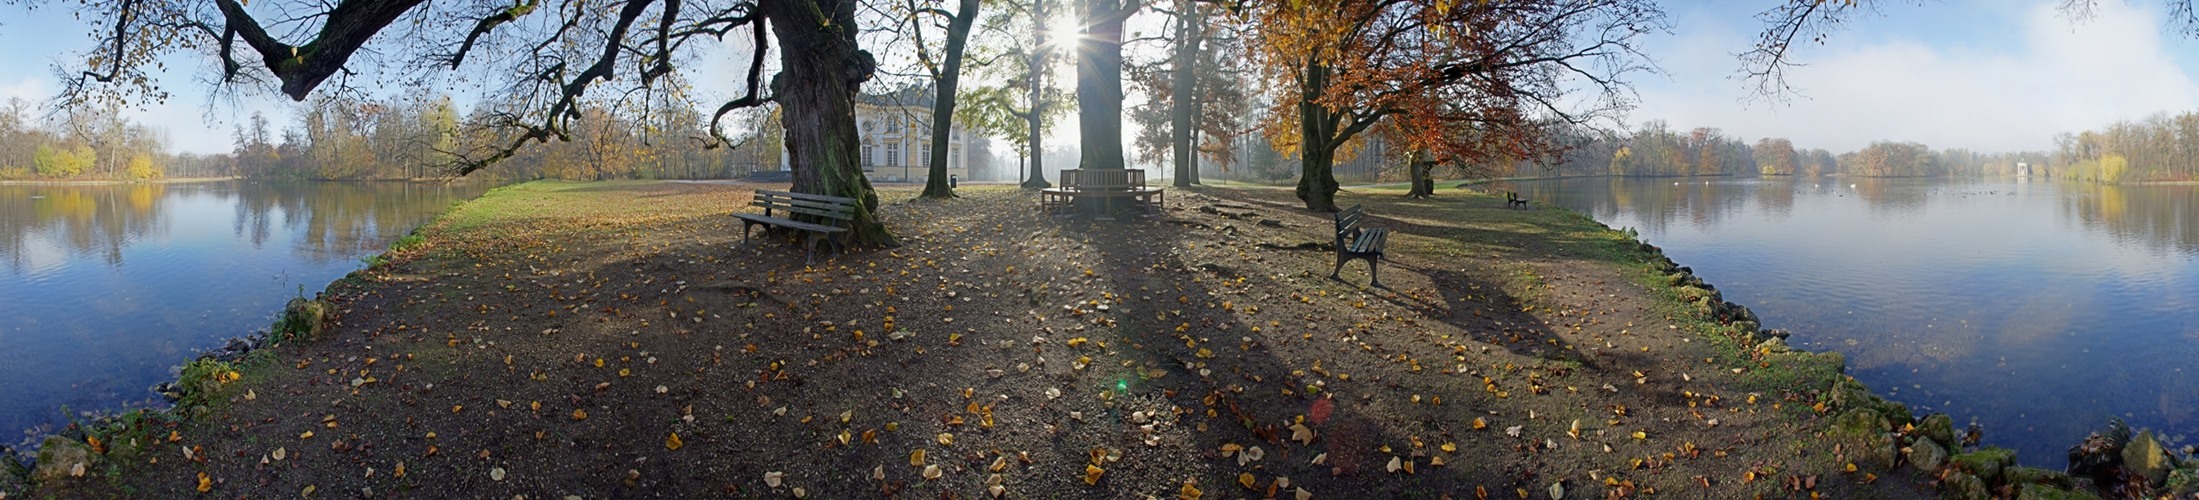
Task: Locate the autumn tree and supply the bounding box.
[1753,137,1797,175]
[43,0,898,244]
[1246,0,1662,212]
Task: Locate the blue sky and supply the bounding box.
[8,1,2199,155]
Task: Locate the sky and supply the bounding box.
[7,1,2199,156]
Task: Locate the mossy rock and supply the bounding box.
[1833,408,1888,435]
[2015,483,2103,500]
[1951,446,2018,484]
[1673,285,1713,302]
[2121,430,2172,485]
[2166,467,2198,497]
[1907,438,1949,473]
[2003,466,2074,488]
[273,297,328,343]
[1917,413,1956,449]
[1942,471,1990,500]
[30,436,93,484]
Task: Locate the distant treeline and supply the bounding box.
[230,94,780,181]
[0,99,176,181]
[2048,112,2199,183]
[1526,121,2045,179]
[3,93,783,182]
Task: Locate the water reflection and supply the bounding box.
[1520,176,2199,466]
[1,181,488,447]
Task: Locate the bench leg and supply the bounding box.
[1330,253,1347,280]
[1367,257,1384,289]
[804,232,823,264]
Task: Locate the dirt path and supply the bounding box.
[26,181,1937,499]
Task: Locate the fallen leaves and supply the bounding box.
[764,471,784,488]
[490,467,507,481]
[666,432,684,451]
[910,449,926,466]
[1083,464,1105,485]
[195,472,211,493]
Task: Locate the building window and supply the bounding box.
[921,147,932,167]
[886,116,901,134]
[886,143,899,167]
[950,145,961,169]
[862,145,875,170]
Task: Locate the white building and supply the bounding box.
[777,85,975,183]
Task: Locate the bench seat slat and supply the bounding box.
[733,213,848,233]
[756,190,859,204]
[758,197,857,214]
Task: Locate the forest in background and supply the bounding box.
[0,92,786,182]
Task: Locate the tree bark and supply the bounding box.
[1077,0,1128,173]
[920,0,981,199]
[765,0,895,246]
[1169,0,1202,188]
[1019,0,1052,189]
[1295,61,1340,212]
[1405,149,1435,198]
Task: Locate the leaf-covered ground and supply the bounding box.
[34,180,1933,498]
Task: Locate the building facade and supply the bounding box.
[776,85,974,183]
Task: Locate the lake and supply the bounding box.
[1516,176,2199,466]
[1,180,489,449]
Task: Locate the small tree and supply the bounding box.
[34,144,95,178]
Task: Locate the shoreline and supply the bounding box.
[5,181,2186,498]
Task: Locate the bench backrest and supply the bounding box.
[754,190,859,225]
[1335,204,1365,245]
[1058,169,1143,191]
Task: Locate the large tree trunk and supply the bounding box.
[1294,61,1340,213]
[1405,148,1435,198]
[1019,0,1052,189]
[1077,0,1128,173]
[920,0,981,199]
[1168,0,1202,188]
[765,0,895,246]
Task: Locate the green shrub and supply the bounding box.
[176,358,240,405]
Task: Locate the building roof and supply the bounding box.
[858,84,936,108]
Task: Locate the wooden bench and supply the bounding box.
[1505,191,1530,209]
[1040,169,1164,215]
[1330,204,1390,287]
[732,190,858,263]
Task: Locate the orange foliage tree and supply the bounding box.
[1241,0,1663,211]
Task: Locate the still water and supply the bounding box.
[1,180,488,448]
[1517,176,2199,466]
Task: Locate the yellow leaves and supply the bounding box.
[1632,431,1648,440]
[1471,417,1488,430]
[1083,464,1105,485]
[910,449,927,466]
[1568,419,1582,440]
[1290,423,1315,444]
[922,464,944,480]
[572,409,589,421]
[394,462,406,478]
[299,430,315,440]
[1179,481,1205,500]
[666,432,684,451]
[195,472,211,492]
[1066,337,1089,347]
[1195,348,1215,359]
[936,433,955,446]
[1238,472,1258,489]
[1844,462,1858,473]
[85,435,103,454]
[1440,442,1457,453]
